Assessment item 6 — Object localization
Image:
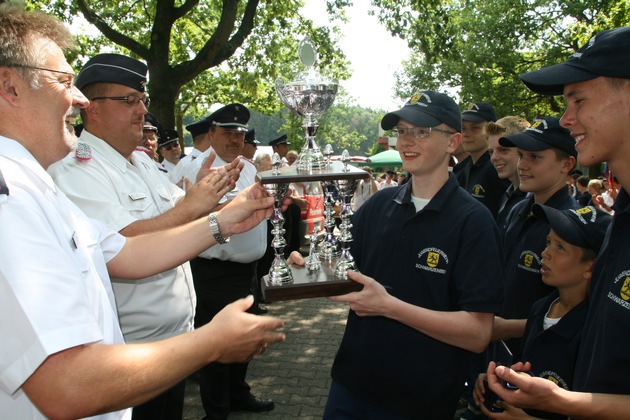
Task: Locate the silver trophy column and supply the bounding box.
[265,153,293,285]
[333,151,359,279]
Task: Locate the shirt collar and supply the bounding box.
[0,135,59,192]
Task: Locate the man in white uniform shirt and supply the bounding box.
[0,8,286,420]
[185,103,274,418]
[170,115,214,185]
[158,127,183,182]
[48,53,236,420]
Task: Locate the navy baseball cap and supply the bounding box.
[532,204,612,253]
[76,53,147,92]
[520,27,630,96]
[381,90,462,133]
[245,129,260,145]
[462,102,497,122]
[499,116,577,157]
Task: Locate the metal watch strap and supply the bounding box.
[208,212,229,244]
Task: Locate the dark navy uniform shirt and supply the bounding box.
[574,188,630,394]
[330,174,504,419]
[454,155,472,187]
[501,186,578,358]
[521,290,587,419]
[497,185,528,235]
[462,151,511,219]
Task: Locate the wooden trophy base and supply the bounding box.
[262,258,362,302]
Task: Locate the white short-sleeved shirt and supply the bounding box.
[186,151,267,263]
[0,136,130,420]
[171,147,202,185]
[49,130,196,343]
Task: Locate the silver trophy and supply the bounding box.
[333,150,359,279]
[265,153,293,285]
[276,37,338,171]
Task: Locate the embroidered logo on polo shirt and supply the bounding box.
[607,270,630,311]
[471,184,486,199]
[539,371,568,390]
[518,250,541,273]
[416,247,449,274]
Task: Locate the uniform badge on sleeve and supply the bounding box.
[75,142,92,160]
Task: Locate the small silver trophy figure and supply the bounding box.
[333,175,359,279]
[306,227,321,273]
[276,37,338,172]
[265,153,293,285]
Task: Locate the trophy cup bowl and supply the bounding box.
[275,37,338,171]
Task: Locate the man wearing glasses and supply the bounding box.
[324,91,503,419]
[184,104,275,418]
[48,53,237,420]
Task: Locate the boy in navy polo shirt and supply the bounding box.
[492,117,578,359]
[486,27,630,417]
[475,205,611,419]
[459,102,511,219]
[323,91,504,419]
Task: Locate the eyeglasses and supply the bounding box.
[91,94,150,108]
[6,64,76,78]
[6,64,76,89]
[392,126,455,140]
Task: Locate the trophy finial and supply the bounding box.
[341,149,351,172]
[271,152,282,175]
[299,37,317,69]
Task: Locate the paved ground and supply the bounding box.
[182,296,468,420]
[182,297,348,420]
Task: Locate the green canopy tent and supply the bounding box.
[363,149,402,168]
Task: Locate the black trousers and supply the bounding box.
[131,380,186,420]
[190,257,258,419]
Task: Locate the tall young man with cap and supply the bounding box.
[460,102,511,219]
[0,8,286,420]
[141,119,160,162]
[323,91,504,419]
[158,128,183,182]
[485,26,630,418]
[493,117,578,359]
[48,53,238,420]
[185,104,275,418]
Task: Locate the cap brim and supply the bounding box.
[532,204,588,248]
[381,107,441,130]
[159,139,178,148]
[461,113,487,123]
[499,132,551,151]
[213,122,248,131]
[520,63,599,96]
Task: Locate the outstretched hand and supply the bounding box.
[182,170,233,217]
[205,295,285,364]
[216,183,291,237]
[196,151,243,184]
[328,270,392,317]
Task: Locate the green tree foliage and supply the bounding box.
[373,0,630,119]
[26,0,352,135]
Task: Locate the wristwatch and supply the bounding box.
[208,212,229,244]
